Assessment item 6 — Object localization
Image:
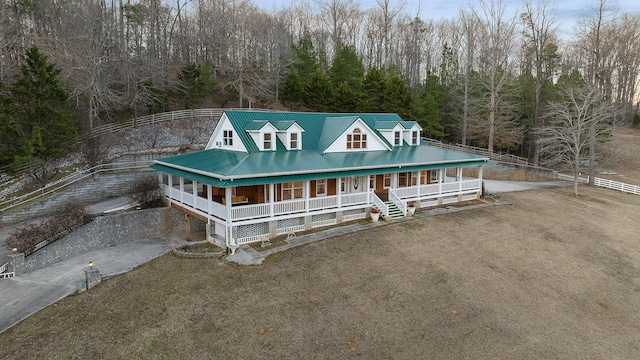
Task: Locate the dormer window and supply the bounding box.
[223,130,233,146]
[394,131,401,146]
[264,133,273,150]
[411,131,418,145]
[290,133,298,149]
[347,128,367,149]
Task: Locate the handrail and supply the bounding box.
[388,189,407,217]
[370,191,389,217]
[421,137,530,166]
[0,262,7,274]
[0,160,152,214]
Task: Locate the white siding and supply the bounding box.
[205,114,248,152]
[379,123,405,147]
[324,119,388,153]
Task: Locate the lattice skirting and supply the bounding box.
[276,217,305,235]
[236,223,269,245]
[311,213,337,228]
[420,199,439,208]
[343,209,366,221]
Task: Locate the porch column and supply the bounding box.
[192,180,198,206]
[179,177,184,203]
[458,167,463,193]
[225,187,233,220]
[478,165,484,182]
[438,169,444,195]
[269,183,275,217]
[305,180,310,212]
[337,177,342,208]
[167,175,174,205]
[207,185,212,215]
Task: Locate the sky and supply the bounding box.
[254,0,640,40]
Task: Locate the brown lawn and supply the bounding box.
[1,185,640,359]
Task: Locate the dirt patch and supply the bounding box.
[1,186,639,358]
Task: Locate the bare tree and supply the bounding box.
[520,0,559,165]
[473,0,518,152]
[538,84,613,195]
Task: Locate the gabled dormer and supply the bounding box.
[205,112,248,152]
[244,120,278,151]
[376,121,406,147]
[274,121,305,151]
[321,117,390,153]
[401,121,422,146]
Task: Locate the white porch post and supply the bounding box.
[337,177,342,207]
[458,167,463,193]
[438,169,444,195]
[207,185,212,215]
[179,177,184,203]
[225,187,232,220]
[269,183,275,217]
[167,175,174,205]
[305,180,310,212]
[192,180,198,206]
[478,165,484,182]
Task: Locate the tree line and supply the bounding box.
[0,0,638,185]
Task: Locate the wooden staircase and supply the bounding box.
[384,201,404,219]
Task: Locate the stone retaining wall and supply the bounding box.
[9,207,205,274]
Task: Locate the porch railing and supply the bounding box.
[370,192,389,217]
[388,190,407,216]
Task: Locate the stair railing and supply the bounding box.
[388,189,407,217]
[370,191,389,217]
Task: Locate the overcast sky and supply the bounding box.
[254,0,640,39]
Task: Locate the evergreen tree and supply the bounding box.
[176,61,214,109]
[304,68,332,111]
[382,68,412,119]
[357,67,386,112]
[329,44,364,91]
[331,81,358,112]
[280,67,304,109]
[413,92,445,139]
[0,46,76,176]
[291,35,319,89]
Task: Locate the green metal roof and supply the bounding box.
[152,110,489,188]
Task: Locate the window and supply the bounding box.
[223,130,233,146]
[316,179,326,196]
[430,170,439,183]
[394,131,401,146]
[290,132,298,149]
[282,181,303,200]
[411,172,418,186]
[369,175,375,189]
[264,133,272,150]
[347,128,367,149]
[398,172,407,187]
[383,174,391,189]
[420,170,427,185]
[341,178,347,192]
[412,131,418,145]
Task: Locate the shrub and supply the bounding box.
[5,202,91,254]
[129,177,163,208]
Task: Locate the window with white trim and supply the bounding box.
[290,132,298,149]
[264,133,273,150]
[383,174,391,189]
[411,172,418,186]
[282,181,303,200]
[347,128,367,149]
[223,130,233,146]
[398,172,407,187]
[316,179,326,196]
[394,131,401,146]
[412,131,418,145]
[430,169,439,183]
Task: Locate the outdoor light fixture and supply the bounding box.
[12,248,18,252]
[88,261,94,268]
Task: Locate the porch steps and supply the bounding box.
[384,201,405,219]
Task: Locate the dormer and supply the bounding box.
[274,121,305,151]
[401,121,422,146]
[376,121,406,147]
[322,117,389,153]
[245,120,278,151]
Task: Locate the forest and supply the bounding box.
[0,0,639,175]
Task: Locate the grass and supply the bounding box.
[1,186,640,359]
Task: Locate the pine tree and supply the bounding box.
[329,44,364,91]
[382,69,412,119]
[280,67,304,110]
[357,67,386,112]
[0,46,76,177]
[331,82,358,112]
[304,68,332,111]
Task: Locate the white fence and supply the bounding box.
[594,177,640,195]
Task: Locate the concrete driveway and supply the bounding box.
[483,179,571,194]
